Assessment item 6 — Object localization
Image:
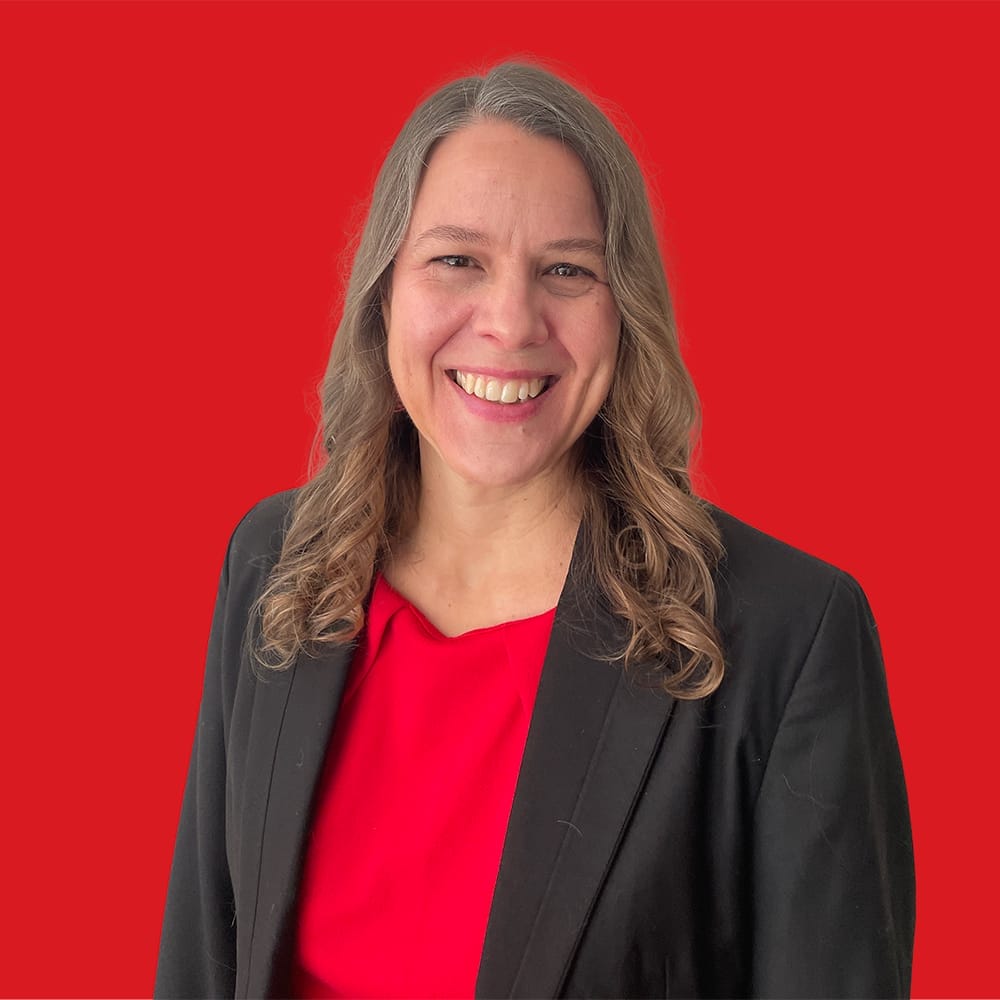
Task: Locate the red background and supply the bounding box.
[2,2,997,996]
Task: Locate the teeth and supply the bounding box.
[451,371,549,404]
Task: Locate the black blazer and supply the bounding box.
[155,491,914,998]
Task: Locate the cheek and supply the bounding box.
[388,286,470,363]
[584,303,622,377]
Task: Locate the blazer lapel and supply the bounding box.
[236,642,354,998]
[477,564,677,998]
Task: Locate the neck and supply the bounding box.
[384,452,583,635]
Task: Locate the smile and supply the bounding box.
[448,370,552,404]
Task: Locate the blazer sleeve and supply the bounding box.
[154,529,242,998]
[750,572,915,998]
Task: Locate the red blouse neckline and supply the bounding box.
[292,571,557,998]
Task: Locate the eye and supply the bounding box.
[541,261,600,298]
[433,254,475,268]
[546,262,593,279]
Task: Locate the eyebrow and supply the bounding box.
[542,237,606,257]
[412,226,605,257]
[412,225,490,248]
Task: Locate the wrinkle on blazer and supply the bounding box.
[155,490,915,999]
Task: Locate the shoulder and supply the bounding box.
[705,505,877,704]
[219,488,299,609]
[227,488,298,565]
[708,502,868,627]
[204,490,301,710]
[710,504,845,599]
[225,489,298,578]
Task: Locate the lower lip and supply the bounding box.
[446,374,552,423]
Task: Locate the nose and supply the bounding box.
[473,268,549,351]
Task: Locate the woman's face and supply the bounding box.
[384,119,620,494]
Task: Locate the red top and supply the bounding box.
[291,574,556,998]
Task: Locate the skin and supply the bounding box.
[382,119,621,635]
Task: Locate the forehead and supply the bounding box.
[407,120,603,243]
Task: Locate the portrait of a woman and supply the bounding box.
[155,61,914,998]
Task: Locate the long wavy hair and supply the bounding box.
[255,61,725,698]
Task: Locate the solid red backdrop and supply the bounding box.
[1,2,997,996]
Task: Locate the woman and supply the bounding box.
[156,62,914,998]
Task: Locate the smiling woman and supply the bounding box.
[385,120,620,512]
[155,62,914,999]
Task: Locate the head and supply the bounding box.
[263,62,722,694]
[322,61,700,520]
